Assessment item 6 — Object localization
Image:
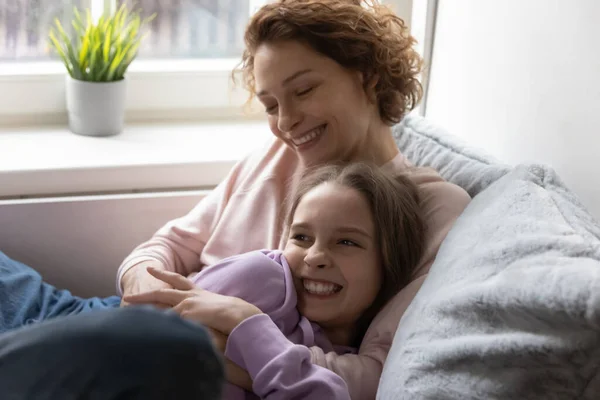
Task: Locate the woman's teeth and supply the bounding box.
[293,125,325,146]
[302,279,342,295]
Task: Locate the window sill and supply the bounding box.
[0,59,257,126]
[0,120,272,199]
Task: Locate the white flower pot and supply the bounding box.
[66,76,127,137]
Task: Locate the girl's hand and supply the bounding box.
[123,267,263,335]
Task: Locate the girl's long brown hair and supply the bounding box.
[287,163,425,346]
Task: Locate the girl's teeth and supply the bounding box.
[303,279,341,295]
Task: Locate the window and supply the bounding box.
[117,0,250,59]
[0,0,417,126]
[0,0,87,62]
[0,0,258,125]
[0,0,254,61]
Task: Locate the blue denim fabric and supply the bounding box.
[0,251,120,334]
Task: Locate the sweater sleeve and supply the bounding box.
[115,157,248,294]
[226,314,350,400]
[309,178,472,399]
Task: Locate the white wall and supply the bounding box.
[425,0,600,219]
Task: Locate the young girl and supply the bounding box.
[124,162,425,399]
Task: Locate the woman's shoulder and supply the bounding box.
[384,152,471,215]
[395,165,471,278]
[393,166,471,238]
[387,156,471,235]
[405,166,471,215]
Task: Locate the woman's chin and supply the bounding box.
[297,149,331,167]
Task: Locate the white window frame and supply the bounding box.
[0,0,423,127]
[410,0,438,116]
[0,0,268,127]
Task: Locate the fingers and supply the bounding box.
[123,288,190,306]
[172,297,203,321]
[146,267,195,291]
[121,296,172,310]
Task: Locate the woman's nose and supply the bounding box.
[277,104,302,133]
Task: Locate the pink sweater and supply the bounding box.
[117,137,471,399]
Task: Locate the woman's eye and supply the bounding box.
[296,87,314,96]
[265,105,278,115]
[339,239,358,247]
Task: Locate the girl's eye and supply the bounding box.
[296,87,314,96]
[339,239,358,247]
[292,234,309,241]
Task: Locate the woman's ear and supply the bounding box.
[364,73,379,103]
[355,71,379,103]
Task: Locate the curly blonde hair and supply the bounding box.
[235,0,424,125]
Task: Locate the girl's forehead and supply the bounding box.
[295,184,373,222]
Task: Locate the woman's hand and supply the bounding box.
[123,267,263,335]
[120,261,173,308]
[123,268,257,390]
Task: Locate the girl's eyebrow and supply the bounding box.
[336,227,372,239]
[291,223,372,239]
[290,222,311,231]
[257,69,314,97]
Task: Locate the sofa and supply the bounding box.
[2,114,599,399]
[377,115,600,399]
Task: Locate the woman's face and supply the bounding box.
[283,183,382,344]
[253,40,380,167]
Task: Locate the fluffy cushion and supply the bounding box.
[378,164,600,399]
[393,114,511,197]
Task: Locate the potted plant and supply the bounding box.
[48,5,152,137]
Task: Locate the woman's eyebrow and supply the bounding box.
[257,69,313,96]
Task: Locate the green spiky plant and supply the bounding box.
[48,4,153,82]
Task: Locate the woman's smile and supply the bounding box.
[291,124,327,150]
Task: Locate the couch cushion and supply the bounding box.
[378,164,600,399]
[393,114,512,197]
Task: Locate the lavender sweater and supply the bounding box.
[191,250,351,400]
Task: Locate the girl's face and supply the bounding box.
[282,182,382,345]
[253,40,382,167]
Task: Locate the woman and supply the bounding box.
[0,0,470,398]
[119,0,470,396]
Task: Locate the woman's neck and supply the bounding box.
[352,123,399,166]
